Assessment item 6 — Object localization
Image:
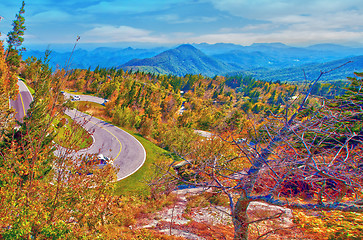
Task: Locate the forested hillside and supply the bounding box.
[121,44,239,77]
[3,1,363,239]
[54,62,363,239]
[3,40,363,238]
[60,66,350,144]
[247,55,363,82]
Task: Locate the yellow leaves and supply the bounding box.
[18,163,29,176]
[294,210,363,239]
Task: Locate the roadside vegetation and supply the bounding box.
[71,99,176,196]
[53,114,93,150]
[72,100,111,121]
[1,2,363,239]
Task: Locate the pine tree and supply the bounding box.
[6,1,26,69]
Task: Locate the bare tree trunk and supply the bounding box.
[233,198,250,240]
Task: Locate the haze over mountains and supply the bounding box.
[121,44,240,77]
[23,42,363,82]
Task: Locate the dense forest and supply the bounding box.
[13,50,363,239]
[1,2,363,239]
[5,45,360,238]
[45,65,347,142]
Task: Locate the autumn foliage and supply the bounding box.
[51,61,363,239]
[2,8,363,237]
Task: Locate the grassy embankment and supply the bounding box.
[72,101,172,197]
[53,114,93,150]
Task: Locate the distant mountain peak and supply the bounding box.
[176,44,195,48]
[121,44,239,76]
[174,44,203,53]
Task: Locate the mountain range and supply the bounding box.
[23,47,167,70]
[121,44,240,76]
[244,55,363,82]
[23,42,363,81]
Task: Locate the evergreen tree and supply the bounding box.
[6,1,26,69]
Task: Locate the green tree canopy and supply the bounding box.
[6,1,26,69]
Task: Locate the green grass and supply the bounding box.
[53,114,93,150]
[19,78,35,95]
[113,130,171,196]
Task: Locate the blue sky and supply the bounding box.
[1,0,363,50]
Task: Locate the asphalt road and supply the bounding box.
[11,82,146,181]
[63,109,146,181]
[10,80,33,122]
[64,92,108,105]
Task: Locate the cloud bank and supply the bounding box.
[1,0,362,47]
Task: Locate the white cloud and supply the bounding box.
[208,0,362,20]
[3,0,363,47]
[203,0,363,46]
[175,16,217,24]
[156,14,180,22]
[220,23,278,33]
[272,10,363,31]
[82,0,187,14]
[82,25,169,43]
[29,10,74,23]
[187,29,363,46]
[157,14,217,24]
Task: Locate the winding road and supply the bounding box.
[10,81,146,181]
[10,80,33,123]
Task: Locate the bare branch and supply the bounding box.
[249,195,363,212]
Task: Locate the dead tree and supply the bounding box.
[167,67,363,239]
